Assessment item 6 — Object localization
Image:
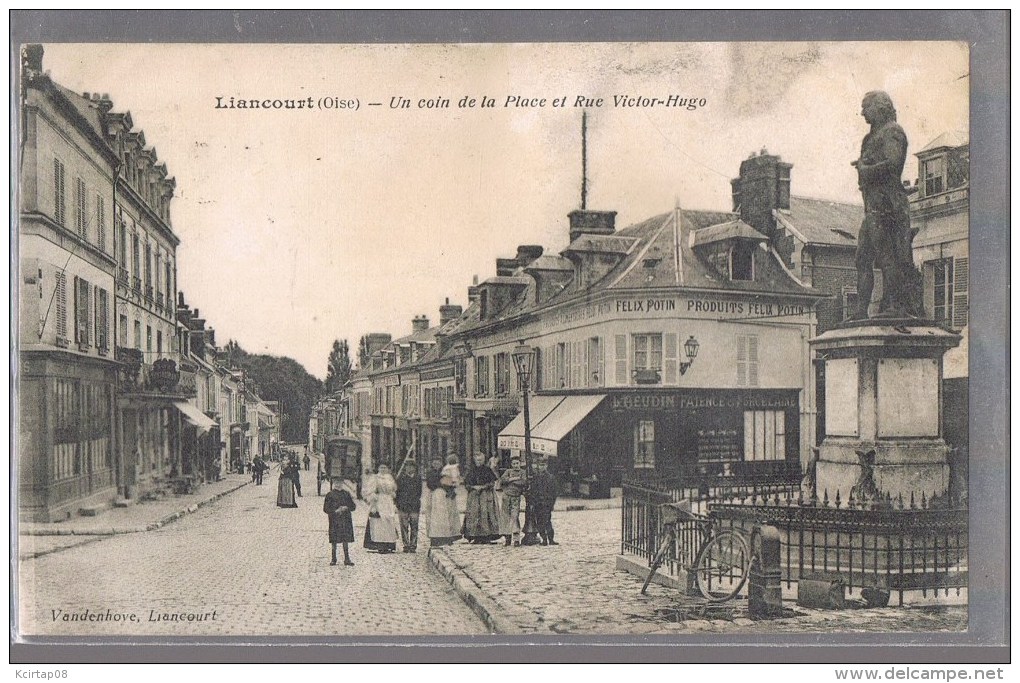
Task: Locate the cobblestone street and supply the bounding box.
[17,467,486,636]
[433,507,969,635]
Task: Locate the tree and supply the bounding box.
[358,335,372,369]
[325,339,353,394]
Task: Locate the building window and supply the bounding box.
[555,342,568,388]
[146,325,152,353]
[494,352,510,396]
[632,333,662,384]
[587,337,604,387]
[134,320,142,350]
[54,271,68,344]
[157,330,163,355]
[743,410,786,461]
[842,288,859,321]
[74,276,91,347]
[634,420,655,469]
[922,155,947,197]
[736,334,759,387]
[75,177,88,240]
[931,258,953,325]
[730,243,754,281]
[94,287,109,352]
[119,314,127,347]
[53,159,67,226]
[131,233,140,289]
[95,195,106,252]
[474,356,490,397]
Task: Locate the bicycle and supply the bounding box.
[640,501,753,602]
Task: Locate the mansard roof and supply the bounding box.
[774,195,864,248]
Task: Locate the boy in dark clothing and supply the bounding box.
[323,479,356,566]
[395,461,423,552]
[528,459,559,545]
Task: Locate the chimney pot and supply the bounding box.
[568,209,616,244]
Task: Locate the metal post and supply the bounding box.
[520,372,540,545]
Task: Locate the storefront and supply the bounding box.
[499,388,801,496]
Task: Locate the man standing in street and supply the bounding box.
[528,458,559,546]
[287,459,302,497]
[253,455,265,486]
[395,460,423,553]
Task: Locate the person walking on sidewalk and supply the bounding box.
[395,460,423,553]
[286,459,302,497]
[528,458,559,545]
[463,451,501,544]
[252,455,266,486]
[276,463,298,508]
[323,478,356,566]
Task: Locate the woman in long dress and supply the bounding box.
[363,464,400,553]
[463,452,501,543]
[276,464,297,508]
[425,455,461,546]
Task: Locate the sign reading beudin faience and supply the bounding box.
[609,390,799,411]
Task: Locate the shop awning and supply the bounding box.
[497,394,606,456]
[173,400,218,434]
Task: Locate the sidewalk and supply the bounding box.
[18,474,250,560]
[427,507,968,635]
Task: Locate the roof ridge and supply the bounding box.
[790,194,862,208]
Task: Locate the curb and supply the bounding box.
[426,547,522,635]
[18,536,107,561]
[20,481,250,538]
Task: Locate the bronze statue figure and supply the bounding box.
[851,91,923,319]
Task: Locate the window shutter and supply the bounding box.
[953,257,969,328]
[614,335,628,385]
[736,335,747,386]
[663,332,678,384]
[748,335,759,387]
[55,271,67,340]
[94,286,102,349]
[54,159,66,225]
[581,340,589,388]
[96,195,106,252]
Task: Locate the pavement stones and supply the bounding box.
[430,507,968,636]
[17,466,486,636]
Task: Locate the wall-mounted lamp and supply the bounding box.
[679,335,700,376]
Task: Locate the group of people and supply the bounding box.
[318,452,559,566]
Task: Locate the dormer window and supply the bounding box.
[922,155,946,197]
[730,243,754,281]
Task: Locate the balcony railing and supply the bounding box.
[144,285,154,303]
[131,276,141,295]
[117,267,129,287]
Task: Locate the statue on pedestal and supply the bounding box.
[851,91,923,319]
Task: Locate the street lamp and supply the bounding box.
[679,335,700,376]
[511,341,541,546]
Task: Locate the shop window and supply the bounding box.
[632,334,662,384]
[743,410,786,461]
[736,334,759,387]
[634,420,655,469]
[730,243,754,281]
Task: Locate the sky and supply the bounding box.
[38,42,968,379]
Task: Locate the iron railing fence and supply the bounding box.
[622,477,968,606]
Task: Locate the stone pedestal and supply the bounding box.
[811,319,961,505]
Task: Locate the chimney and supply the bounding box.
[568,210,616,244]
[495,258,519,277]
[412,315,430,333]
[439,298,463,327]
[730,150,792,240]
[97,93,114,115]
[515,244,544,267]
[23,44,43,73]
